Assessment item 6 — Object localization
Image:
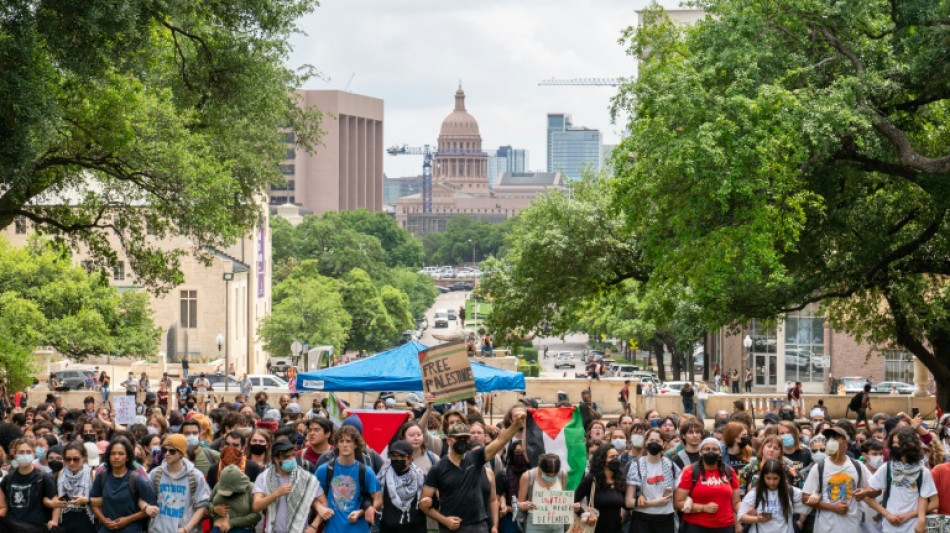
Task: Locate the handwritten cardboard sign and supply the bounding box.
[532,488,575,525]
[113,395,136,425]
[418,341,475,404]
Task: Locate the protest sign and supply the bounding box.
[113,395,136,425]
[418,341,475,404]
[532,488,575,525]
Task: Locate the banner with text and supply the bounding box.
[532,489,575,525]
[418,341,475,404]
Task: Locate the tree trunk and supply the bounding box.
[649,336,666,382]
[702,330,710,382]
[883,289,950,411]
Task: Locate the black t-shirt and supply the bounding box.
[2,468,57,525]
[380,477,426,530]
[573,474,625,533]
[424,447,488,528]
[783,448,813,472]
[671,449,700,470]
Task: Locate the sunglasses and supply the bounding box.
[65,457,83,463]
[162,448,179,455]
[813,448,826,453]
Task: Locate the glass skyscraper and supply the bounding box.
[487,145,528,187]
[546,113,603,180]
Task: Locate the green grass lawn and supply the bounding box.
[464,299,492,327]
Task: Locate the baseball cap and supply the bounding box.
[272,439,295,455]
[384,398,397,408]
[263,408,282,421]
[284,403,301,415]
[447,422,470,437]
[822,427,849,441]
[389,440,413,457]
[84,442,100,467]
[763,413,779,425]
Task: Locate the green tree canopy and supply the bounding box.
[259,260,350,358]
[422,216,513,266]
[612,2,950,405]
[0,237,160,388]
[1,0,322,291]
[340,268,401,353]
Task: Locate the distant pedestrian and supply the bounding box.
[681,383,695,415]
[744,369,753,393]
[619,380,631,416]
[731,369,740,394]
[697,382,709,420]
[181,354,190,380]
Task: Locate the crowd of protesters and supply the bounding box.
[0,376,948,533]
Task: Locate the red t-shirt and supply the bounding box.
[931,462,950,514]
[678,464,739,528]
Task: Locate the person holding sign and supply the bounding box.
[516,454,568,533]
[419,408,526,533]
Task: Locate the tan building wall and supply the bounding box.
[273,90,384,216]
[4,207,273,374]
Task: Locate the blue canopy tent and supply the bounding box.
[295,341,525,392]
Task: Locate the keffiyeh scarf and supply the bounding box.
[58,464,95,523]
[380,464,425,524]
[890,460,923,485]
[263,465,319,533]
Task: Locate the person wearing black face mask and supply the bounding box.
[625,429,680,533]
[674,438,740,533]
[723,422,753,472]
[573,444,627,533]
[379,441,427,533]
[254,393,271,419]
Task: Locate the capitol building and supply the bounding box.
[395,86,563,235]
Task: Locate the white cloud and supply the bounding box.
[288,0,677,178]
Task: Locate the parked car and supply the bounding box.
[400,330,419,345]
[658,381,702,395]
[51,370,90,391]
[436,286,451,294]
[434,310,449,328]
[871,381,916,394]
[630,372,661,387]
[191,373,240,391]
[247,374,290,393]
[614,365,641,378]
[447,308,458,321]
[416,318,429,331]
[447,281,475,291]
[841,376,868,394]
[554,352,576,369]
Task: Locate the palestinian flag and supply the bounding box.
[525,407,587,490]
[349,410,409,456]
[327,392,347,428]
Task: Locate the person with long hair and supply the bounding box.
[739,436,802,497]
[58,442,97,533]
[625,429,680,533]
[723,422,754,473]
[246,429,272,473]
[738,459,809,533]
[89,437,156,533]
[777,422,812,472]
[856,427,937,533]
[674,438,740,533]
[573,444,627,533]
[314,426,383,533]
[516,453,565,533]
[0,438,59,533]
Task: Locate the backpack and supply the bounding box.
[687,461,734,493]
[881,462,923,508]
[848,392,864,412]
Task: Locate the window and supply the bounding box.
[285,147,296,159]
[113,261,125,281]
[250,377,261,387]
[14,217,27,234]
[784,303,826,384]
[883,350,914,383]
[180,290,197,328]
[279,164,295,175]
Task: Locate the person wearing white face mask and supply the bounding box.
[802,427,871,533]
[0,438,59,532]
[515,454,566,533]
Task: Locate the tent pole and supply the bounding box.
[361,392,366,410]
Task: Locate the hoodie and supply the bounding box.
[209,465,261,530]
[149,459,212,533]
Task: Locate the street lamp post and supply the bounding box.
[216,332,226,391]
[468,238,475,267]
[743,334,753,394]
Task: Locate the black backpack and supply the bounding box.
[848,392,864,412]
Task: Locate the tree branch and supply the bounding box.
[871,115,950,174]
[820,26,864,73]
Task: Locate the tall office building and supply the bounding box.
[383,175,423,205]
[546,113,603,180]
[486,146,528,188]
[271,90,384,215]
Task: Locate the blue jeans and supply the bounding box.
[698,399,707,420]
[101,387,110,402]
[683,401,694,415]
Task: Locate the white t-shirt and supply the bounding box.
[868,462,937,533]
[253,471,324,533]
[738,487,809,533]
[802,457,871,533]
[627,457,680,515]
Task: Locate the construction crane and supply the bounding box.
[386,144,436,212]
[538,77,622,86]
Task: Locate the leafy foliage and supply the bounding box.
[0,237,160,388]
[422,216,513,266]
[612,2,950,403]
[0,0,322,291]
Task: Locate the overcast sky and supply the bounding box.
[288,0,678,179]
